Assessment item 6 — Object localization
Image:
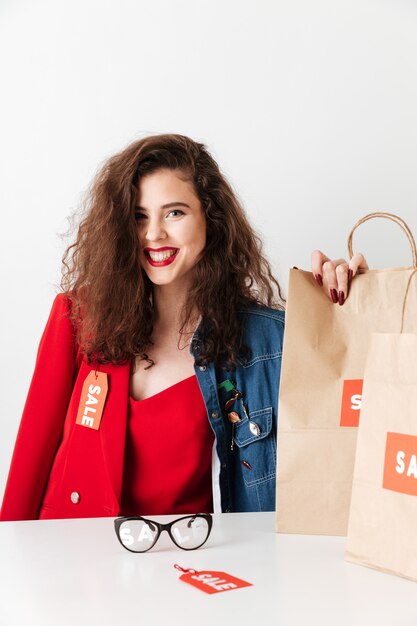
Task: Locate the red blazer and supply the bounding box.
[0,294,131,521]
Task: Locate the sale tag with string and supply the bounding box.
[174,565,253,594]
[76,370,108,430]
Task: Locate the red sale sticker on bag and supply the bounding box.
[340,379,363,427]
[174,565,252,594]
[76,371,108,431]
[383,432,417,497]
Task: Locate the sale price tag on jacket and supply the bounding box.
[76,371,108,430]
[175,565,252,594]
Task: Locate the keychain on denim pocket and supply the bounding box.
[242,396,261,437]
[225,389,242,410]
[218,379,262,449]
[218,379,242,450]
[232,393,262,446]
[228,411,240,451]
[218,379,253,450]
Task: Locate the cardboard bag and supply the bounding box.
[276,212,417,535]
[346,272,417,581]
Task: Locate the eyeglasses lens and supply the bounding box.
[119,519,159,552]
[170,516,210,549]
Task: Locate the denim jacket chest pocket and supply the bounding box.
[233,406,276,486]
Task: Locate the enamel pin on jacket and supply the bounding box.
[0,294,284,521]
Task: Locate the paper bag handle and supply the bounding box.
[347,212,417,268]
[400,268,417,333]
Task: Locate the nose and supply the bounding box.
[143,217,167,243]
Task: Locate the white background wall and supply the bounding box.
[1,0,417,499]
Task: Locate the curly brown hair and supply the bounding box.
[61,133,285,368]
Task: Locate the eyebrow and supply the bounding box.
[135,202,191,211]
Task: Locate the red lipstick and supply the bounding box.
[144,247,179,267]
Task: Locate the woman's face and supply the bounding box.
[135,168,206,288]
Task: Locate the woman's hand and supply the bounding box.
[311,250,369,305]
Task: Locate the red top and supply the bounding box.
[120,375,214,516]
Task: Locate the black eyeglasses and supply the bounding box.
[114,513,213,553]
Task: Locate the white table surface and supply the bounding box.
[0,512,416,626]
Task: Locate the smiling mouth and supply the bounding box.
[144,248,179,266]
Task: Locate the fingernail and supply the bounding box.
[338,291,345,306]
[348,269,353,283]
[330,288,338,304]
[314,274,323,286]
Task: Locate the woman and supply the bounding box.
[0,134,367,521]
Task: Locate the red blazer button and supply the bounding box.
[70,491,80,504]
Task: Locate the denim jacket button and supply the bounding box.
[211,411,219,418]
[199,365,207,372]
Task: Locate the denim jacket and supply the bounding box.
[191,305,285,512]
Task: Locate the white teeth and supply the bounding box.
[147,249,177,262]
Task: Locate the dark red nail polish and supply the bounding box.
[241,460,252,470]
[348,269,353,283]
[315,274,323,286]
[330,288,338,304]
[338,291,345,306]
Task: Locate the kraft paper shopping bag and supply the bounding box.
[276,212,417,535]
[346,271,417,581]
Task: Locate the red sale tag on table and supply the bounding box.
[175,565,252,594]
